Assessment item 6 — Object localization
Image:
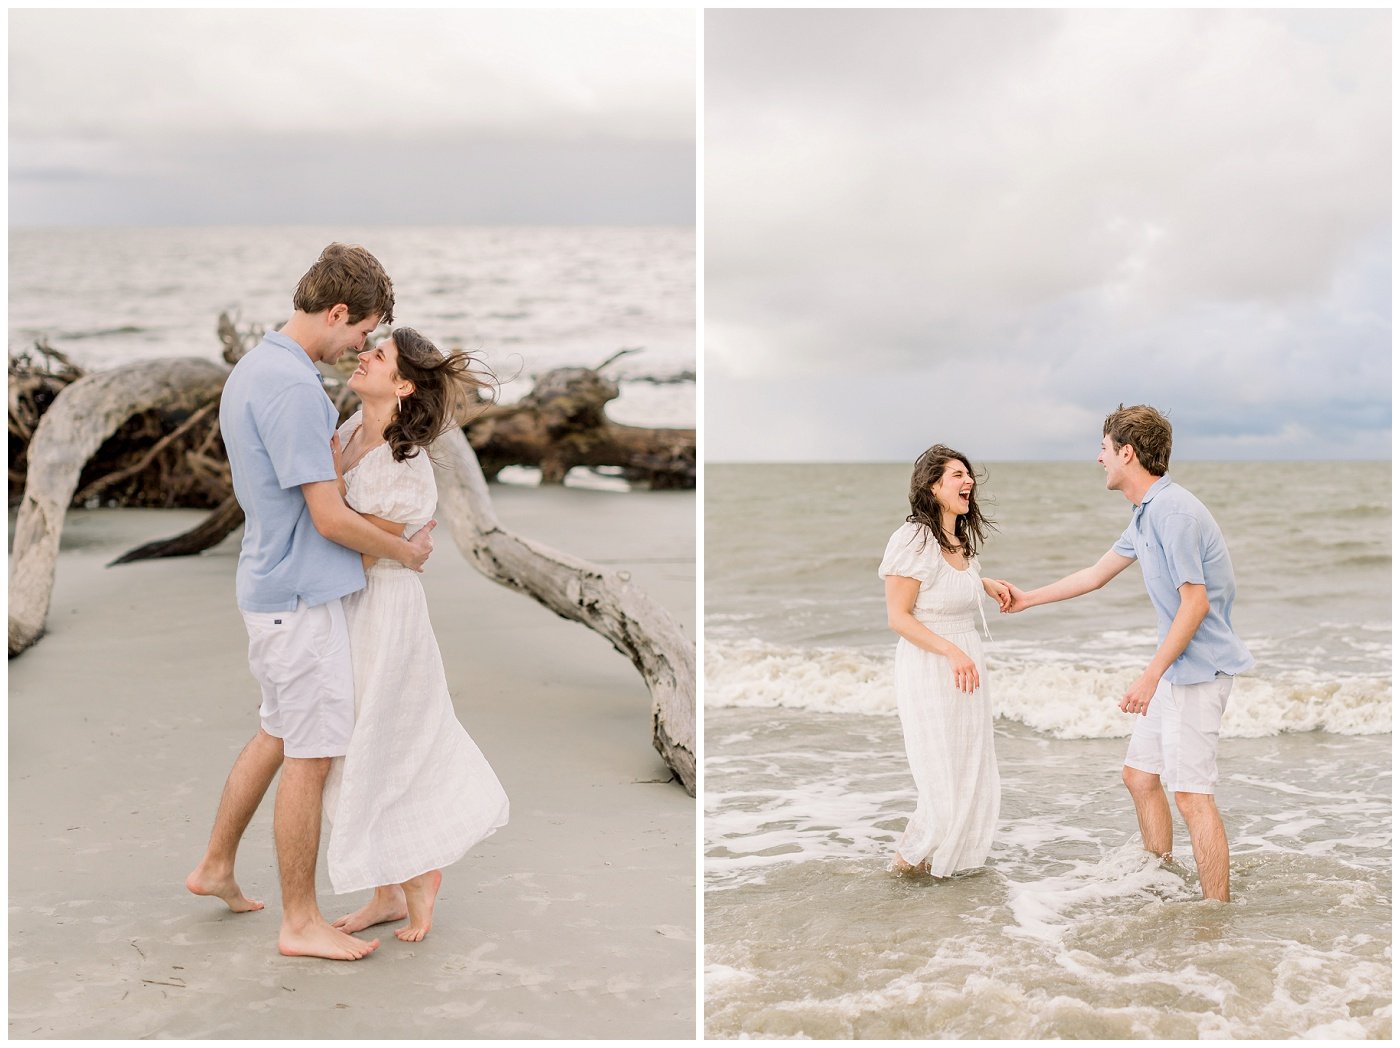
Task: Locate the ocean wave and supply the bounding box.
[54,325,147,340]
[705,640,1392,738]
[1335,504,1391,519]
[1337,554,1391,568]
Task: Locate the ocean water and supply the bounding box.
[704,462,1391,1039]
[9,225,694,428]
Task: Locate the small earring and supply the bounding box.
[396,394,403,414]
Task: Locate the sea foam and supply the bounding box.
[705,640,1392,738]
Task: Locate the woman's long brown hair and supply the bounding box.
[383,327,496,462]
[905,444,995,557]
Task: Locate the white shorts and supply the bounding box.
[1123,674,1233,795]
[241,598,355,759]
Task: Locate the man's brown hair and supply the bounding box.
[292,243,395,325]
[1103,403,1172,476]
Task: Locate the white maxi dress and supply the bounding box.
[324,410,509,894]
[878,521,1000,876]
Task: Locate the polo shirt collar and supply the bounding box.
[264,330,320,376]
[1134,474,1173,517]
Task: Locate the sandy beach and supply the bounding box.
[9,483,695,1039]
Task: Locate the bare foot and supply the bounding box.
[185,863,263,913]
[332,886,407,933]
[278,920,379,961]
[891,854,934,877]
[395,870,443,942]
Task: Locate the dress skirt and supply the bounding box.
[324,563,510,894]
[893,618,1000,876]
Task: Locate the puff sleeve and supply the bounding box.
[346,447,438,538]
[878,522,935,582]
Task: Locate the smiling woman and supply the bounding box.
[8,4,696,1036]
[703,6,1388,1040]
[879,444,1007,876]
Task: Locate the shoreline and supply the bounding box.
[9,487,695,1038]
[703,706,1391,1039]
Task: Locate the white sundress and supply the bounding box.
[323,410,509,894]
[878,520,1000,876]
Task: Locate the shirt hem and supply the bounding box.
[236,581,365,614]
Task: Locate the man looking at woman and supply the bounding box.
[1001,404,1253,902]
[186,244,434,960]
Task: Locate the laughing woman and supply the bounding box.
[322,327,509,941]
[878,445,1008,877]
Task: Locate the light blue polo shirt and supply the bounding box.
[219,331,365,612]
[1112,474,1254,685]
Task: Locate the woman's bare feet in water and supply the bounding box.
[395,870,443,942]
[891,854,933,876]
[278,918,379,961]
[185,862,264,913]
[332,885,407,933]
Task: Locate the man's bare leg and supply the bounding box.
[1175,791,1230,902]
[186,729,284,912]
[396,870,443,942]
[274,756,379,960]
[333,885,407,933]
[1122,765,1173,859]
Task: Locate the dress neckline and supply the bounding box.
[342,422,388,475]
[940,553,971,574]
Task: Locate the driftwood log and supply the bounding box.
[431,427,695,794]
[468,364,695,489]
[8,335,696,792]
[10,319,695,507]
[9,357,230,656]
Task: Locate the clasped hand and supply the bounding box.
[989,579,1029,613]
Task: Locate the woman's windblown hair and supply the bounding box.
[383,327,497,463]
[906,444,995,558]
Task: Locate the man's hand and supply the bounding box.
[402,520,436,573]
[998,581,1031,614]
[1120,670,1160,716]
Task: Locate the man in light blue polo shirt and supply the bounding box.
[186,244,436,960]
[1002,404,1252,901]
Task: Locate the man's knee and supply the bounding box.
[281,755,332,783]
[1173,790,1218,821]
[1123,765,1162,796]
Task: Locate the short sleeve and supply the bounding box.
[256,383,336,490]
[346,449,437,532]
[878,522,934,582]
[1161,512,1205,588]
[1112,524,1137,560]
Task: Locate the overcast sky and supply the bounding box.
[10,9,695,226]
[706,9,1390,462]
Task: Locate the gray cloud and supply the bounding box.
[705,9,1389,460]
[10,9,695,226]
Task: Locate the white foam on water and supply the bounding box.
[1000,841,1198,946]
[706,640,1393,737]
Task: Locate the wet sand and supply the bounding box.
[9,485,695,1039]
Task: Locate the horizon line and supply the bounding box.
[705,456,1393,465]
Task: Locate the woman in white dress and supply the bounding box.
[322,327,509,941]
[879,444,1009,877]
